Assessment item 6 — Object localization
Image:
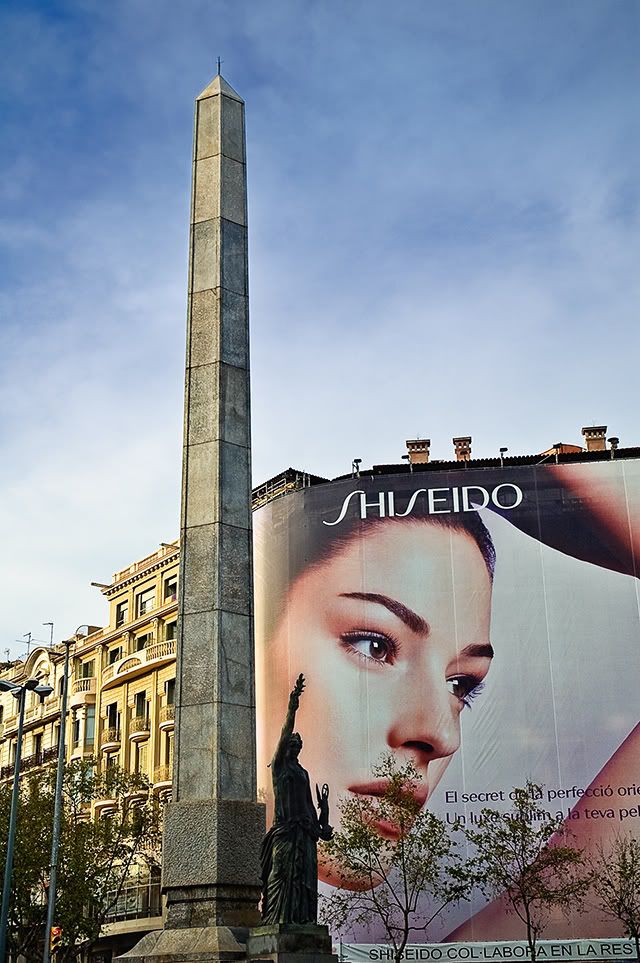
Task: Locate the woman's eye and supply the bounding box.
[447,676,485,707]
[340,631,397,665]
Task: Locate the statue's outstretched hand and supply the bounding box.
[289,673,305,710]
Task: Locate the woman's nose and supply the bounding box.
[386,670,459,767]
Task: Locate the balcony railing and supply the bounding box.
[112,541,178,584]
[101,640,176,689]
[0,746,58,780]
[129,716,150,740]
[100,727,121,749]
[145,640,175,662]
[72,677,96,695]
[105,874,161,921]
[154,764,172,785]
[159,704,175,727]
[25,697,61,721]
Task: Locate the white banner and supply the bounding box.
[339,942,637,962]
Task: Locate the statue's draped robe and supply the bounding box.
[260,753,321,924]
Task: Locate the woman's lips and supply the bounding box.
[347,779,429,840]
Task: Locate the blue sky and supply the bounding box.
[0,0,638,653]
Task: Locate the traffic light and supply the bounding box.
[49,926,63,955]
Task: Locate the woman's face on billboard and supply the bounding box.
[267,520,493,877]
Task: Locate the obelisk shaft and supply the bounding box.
[162,73,265,930]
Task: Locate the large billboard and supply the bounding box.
[254,459,640,941]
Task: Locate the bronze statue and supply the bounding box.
[260,674,332,925]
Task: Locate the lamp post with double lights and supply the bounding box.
[0,676,54,961]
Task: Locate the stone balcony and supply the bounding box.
[158,704,175,731]
[22,696,62,728]
[101,640,176,690]
[94,797,118,817]
[129,716,151,742]
[100,727,122,752]
[70,676,97,709]
[3,715,17,736]
[153,764,172,790]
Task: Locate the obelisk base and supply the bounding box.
[246,924,338,963]
[117,799,265,962]
[117,924,250,962]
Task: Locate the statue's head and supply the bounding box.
[288,732,303,758]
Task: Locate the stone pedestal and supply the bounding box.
[247,924,338,963]
[118,925,250,963]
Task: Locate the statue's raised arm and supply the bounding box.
[271,673,305,771]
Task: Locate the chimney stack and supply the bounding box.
[405,438,430,465]
[453,436,472,462]
[581,426,607,452]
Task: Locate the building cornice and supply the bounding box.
[103,547,179,598]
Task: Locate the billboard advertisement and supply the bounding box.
[254,458,640,941]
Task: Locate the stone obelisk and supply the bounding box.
[122,71,265,960]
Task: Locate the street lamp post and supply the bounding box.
[0,677,54,962]
[43,639,71,963]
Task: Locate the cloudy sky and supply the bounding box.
[0,0,638,654]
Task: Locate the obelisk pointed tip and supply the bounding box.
[197,73,244,104]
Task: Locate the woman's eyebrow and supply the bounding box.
[459,642,494,659]
[339,592,429,635]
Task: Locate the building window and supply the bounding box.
[80,660,95,679]
[58,676,65,697]
[0,706,3,724]
[106,702,119,731]
[164,575,177,603]
[108,646,122,666]
[85,705,95,748]
[134,742,148,776]
[135,585,156,618]
[54,723,61,749]
[165,622,177,642]
[72,713,81,749]
[105,752,117,770]
[115,600,129,627]
[165,678,175,706]
[164,730,174,767]
[135,633,152,652]
[34,732,43,758]
[134,691,147,720]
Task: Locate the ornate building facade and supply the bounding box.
[0,540,180,951]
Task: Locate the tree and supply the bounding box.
[464,781,588,963]
[0,758,162,962]
[320,755,472,963]
[589,833,640,961]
